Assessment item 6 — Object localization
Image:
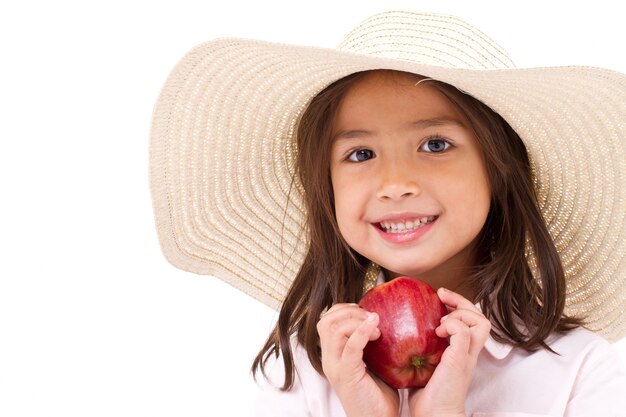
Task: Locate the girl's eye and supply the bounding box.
[347,149,375,162]
[420,138,451,153]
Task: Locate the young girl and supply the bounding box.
[149,11,626,417]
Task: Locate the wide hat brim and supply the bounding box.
[150,12,626,341]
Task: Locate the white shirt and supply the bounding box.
[250,327,626,416]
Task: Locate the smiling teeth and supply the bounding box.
[380,216,436,233]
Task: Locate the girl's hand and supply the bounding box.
[317,303,399,417]
[408,288,491,417]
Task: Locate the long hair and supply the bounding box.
[251,70,581,390]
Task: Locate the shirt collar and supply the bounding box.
[483,334,514,359]
[472,301,514,360]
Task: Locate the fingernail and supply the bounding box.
[440,315,448,322]
[366,312,376,322]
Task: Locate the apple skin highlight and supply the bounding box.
[359,277,449,389]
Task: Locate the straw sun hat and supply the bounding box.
[150,11,626,341]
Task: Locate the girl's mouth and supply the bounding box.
[373,215,438,244]
[376,215,438,233]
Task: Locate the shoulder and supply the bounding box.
[250,336,343,417]
[258,336,321,389]
[519,327,623,378]
[469,328,626,415]
[479,327,619,374]
[549,326,612,351]
[551,328,626,415]
[547,327,621,367]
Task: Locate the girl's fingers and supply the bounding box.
[317,304,370,341]
[316,306,381,388]
[317,305,380,362]
[321,317,379,355]
[342,312,380,361]
[320,303,368,321]
[436,300,491,359]
[437,287,480,313]
[441,308,489,331]
[436,316,472,365]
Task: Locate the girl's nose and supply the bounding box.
[375,160,421,201]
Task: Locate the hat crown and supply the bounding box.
[338,11,515,70]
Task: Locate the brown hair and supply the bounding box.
[251,70,582,390]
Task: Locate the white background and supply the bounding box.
[1,0,625,416]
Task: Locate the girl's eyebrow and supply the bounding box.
[332,117,464,141]
[332,129,372,141]
[411,117,465,129]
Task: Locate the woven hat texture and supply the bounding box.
[150,11,626,341]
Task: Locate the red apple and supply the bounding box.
[358,276,449,389]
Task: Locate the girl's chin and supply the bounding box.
[381,266,433,280]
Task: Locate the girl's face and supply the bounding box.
[330,71,491,294]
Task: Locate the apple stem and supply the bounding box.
[411,355,425,369]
